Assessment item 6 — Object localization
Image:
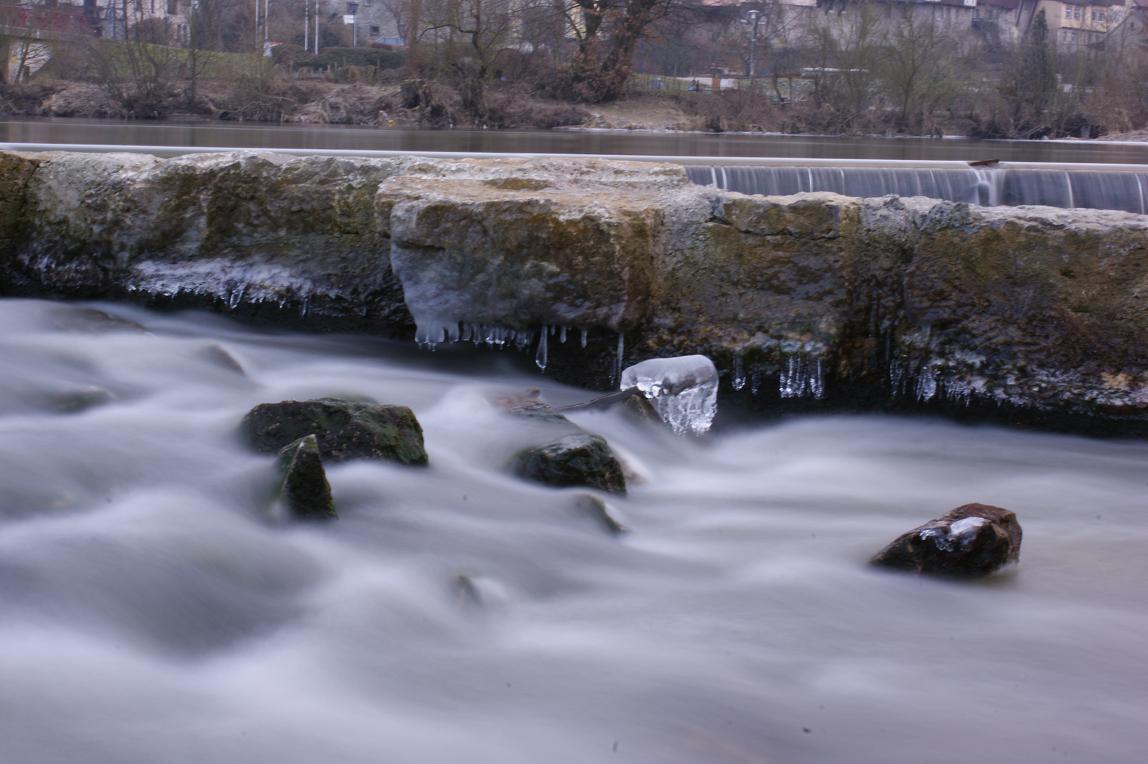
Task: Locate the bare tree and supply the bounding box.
[417,0,522,121]
[86,0,184,118]
[561,0,680,102]
[880,8,961,132]
[805,3,881,132]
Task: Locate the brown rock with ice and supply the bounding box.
[870,503,1022,578]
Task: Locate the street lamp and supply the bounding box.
[742,8,762,79]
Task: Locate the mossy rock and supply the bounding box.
[242,397,428,466]
[277,434,337,521]
[511,433,626,495]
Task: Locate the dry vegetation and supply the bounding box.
[3,1,1148,138]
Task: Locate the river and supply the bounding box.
[0,298,1145,764]
[5,117,1148,164]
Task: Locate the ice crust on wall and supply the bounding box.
[620,355,719,436]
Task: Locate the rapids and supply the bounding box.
[0,298,1145,763]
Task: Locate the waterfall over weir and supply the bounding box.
[688,165,1148,213]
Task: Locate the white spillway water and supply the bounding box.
[0,298,1146,764]
[620,355,719,435]
[687,165,1148,213]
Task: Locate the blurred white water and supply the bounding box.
[0,298,1145,764]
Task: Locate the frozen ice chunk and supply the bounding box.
[620,355,718,435]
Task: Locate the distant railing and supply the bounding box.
[627,73,807,100]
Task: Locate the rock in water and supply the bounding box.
[573,493,628,535]
[490,388,573,426]
[620,355,718,435]
[870,503,1022,578]
[242,397,428,466]
[277,435,337,521]
[619,393,662,426]
[512,433,627,495]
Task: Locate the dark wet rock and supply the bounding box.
[45,385,116,413]
[870,503,1022,578]
[452,574,484,609]
[198,344,246,375]
[620,390,663,425]
[2,151,413,330]
[0,152,39,293]
[242,397,428,466]
[276,434,337,521]
[512,433,627,495]
[46,306,147,333]
[490,388,573,426]
[573,493,628,535]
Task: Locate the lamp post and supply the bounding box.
[743,9,761,80]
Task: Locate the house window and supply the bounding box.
[167,0,177,14]
[1065,6,1072,18]
[1092,9,1104,22]
[347,2,359,13]
[1074,7,1082,19]
[369,25,380,35]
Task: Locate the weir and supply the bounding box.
[687,165,1148,213]
[7,139,1148,212]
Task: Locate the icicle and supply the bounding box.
[731,354,746,391]
[915,367,938,402]
[535,326,549,371]
[811,357,825,399]
[227,285,246,310]
[614,333,625,381]
[580,328,589,348]
[779,355,799,398]
[559,326,568,344]
[779,354,826,399]
[415,318,461,349]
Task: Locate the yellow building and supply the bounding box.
[1018,0,1127,48]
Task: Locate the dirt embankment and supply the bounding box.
[1,76,712,132]
[0,77,602,130]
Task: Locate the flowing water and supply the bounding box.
[1,298,1146,764]
[5,116,1148,163]
[690,165,1148,212]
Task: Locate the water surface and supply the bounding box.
[0,298,1145,763]
[5,117,1148,163]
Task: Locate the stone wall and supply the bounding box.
[2,150,1145,432]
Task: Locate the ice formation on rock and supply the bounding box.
[415,319,537,351]
[619,355,718,435]
[778,355,825,400]
[918,516,987,553]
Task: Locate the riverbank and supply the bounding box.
[11,78,1146,143]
